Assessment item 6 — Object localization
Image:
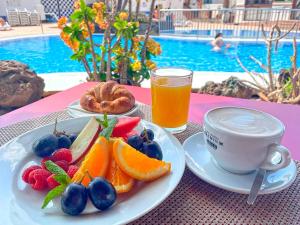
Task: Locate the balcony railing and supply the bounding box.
[158,8,300,39]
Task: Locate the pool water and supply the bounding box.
[0,35,299,74]
[162,29,300,39]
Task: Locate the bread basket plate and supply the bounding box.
[67,100,141,118]
[0,116,185,225]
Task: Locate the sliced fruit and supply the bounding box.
[113,139,171,181]
[106,145,135,193]
[70,117,101,164]
[72,136,110,186]
[112,117,141,137]
[115,130,138,142]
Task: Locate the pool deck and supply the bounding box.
[0,23,59,39]
[39,71,259,91]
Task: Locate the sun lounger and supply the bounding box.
[19,9,31,26]
[6,9,20,26]
[0,22,12,31]
[29,10,41,25]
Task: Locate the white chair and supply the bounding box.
[6,8,20,26]
[19,9,30,26]
[30,10,41,25]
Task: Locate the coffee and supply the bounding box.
[206,107,283,137]
[203,107,291,174]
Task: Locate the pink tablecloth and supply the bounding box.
[0,82,299,160]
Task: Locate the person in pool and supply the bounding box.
[211,33,231,51]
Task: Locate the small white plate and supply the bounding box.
[183,132,297,194]
[0,117,185,225]
[67,100,141,118]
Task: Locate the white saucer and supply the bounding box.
[67,100,141,118]
[183,132,297,194]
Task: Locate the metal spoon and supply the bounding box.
[247,168,266,205]
[247,151,282,205]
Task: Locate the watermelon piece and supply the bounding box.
[116,130,139,142]
[112,117,141,137]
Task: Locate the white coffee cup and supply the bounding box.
[203,107,291,174]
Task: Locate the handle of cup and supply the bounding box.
[260,144,291,171]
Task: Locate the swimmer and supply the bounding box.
[211,33,231,51]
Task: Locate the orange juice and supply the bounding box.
[151,77,192,128]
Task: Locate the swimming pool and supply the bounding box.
[0,35,299,74]
[161,29,300,39]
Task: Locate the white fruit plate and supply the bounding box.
[67,100,141,118]
[0,117,185,225]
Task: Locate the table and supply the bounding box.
[1,82,299,160]
[1,82,300,224]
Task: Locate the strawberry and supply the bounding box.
[47,174,60,189]
[28,169,51,191]
[67,165,79,178]
[22,165,42,183]
[52,148,72,163]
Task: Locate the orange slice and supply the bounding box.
[113,139,171,181]
[106,138,135,193]
[106,156,135,193]
[72,136,110,186]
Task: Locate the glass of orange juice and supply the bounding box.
[151,68,193,133]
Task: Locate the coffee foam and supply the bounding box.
[206,107,283,137]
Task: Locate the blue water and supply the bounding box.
[0,35,299,74]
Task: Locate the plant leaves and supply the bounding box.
[41,184,67,209]
[63,26,72,34]
[45,160,69,178]
[54,174,71,185]
[100,117,118,140]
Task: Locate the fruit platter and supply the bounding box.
[0,116,185,225]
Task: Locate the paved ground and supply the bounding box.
[0,23,59,39]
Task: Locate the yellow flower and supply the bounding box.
[113,46,124,55]
[99,21,108,30]
[146,38,162,56]
[93,2,105,11]
[80,22,95,38]
[146,60,156,70]
[57,16,67,29]
[60,32,79,51]
[119,12,128,20]
[132,61,142,71]
[74,0,80,10]
[130,52,138,60]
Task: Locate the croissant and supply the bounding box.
[80,81,135,114]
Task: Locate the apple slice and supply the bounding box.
[70,117,101,164]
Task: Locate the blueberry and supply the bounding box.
[140,129,154,142]
[69,133,78,143]
[32,134,58,157]
[61,183,88,216]
[141,141,163,160]
[58,135,72,149]
[127,135,144,150]
[88,177,116,211]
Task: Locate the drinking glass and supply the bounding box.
[151,68,193,133]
